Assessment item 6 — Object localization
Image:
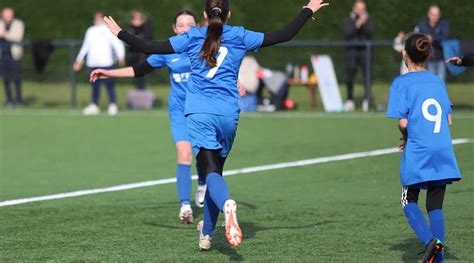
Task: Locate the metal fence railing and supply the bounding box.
[1,39,472,107]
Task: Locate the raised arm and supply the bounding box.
[261,0,329,47]
[103,16,174,54]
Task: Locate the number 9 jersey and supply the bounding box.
[387,71,462,187]
[169,25,264,118]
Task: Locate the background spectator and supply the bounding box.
[343,0,374,112]
[126,10,153,90]
[393,31,409,75]
[73,11,125,116]
[414,4,450,82]
[0,7,24,107]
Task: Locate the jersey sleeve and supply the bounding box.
[243,29,264,52]
[146,55,167,69]
[386,79,409,119]
[169,33,191,54]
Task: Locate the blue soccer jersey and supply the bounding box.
[147,53,193,143]
[169,25,264,118]
[147,53,192,111]
[386,71,462,186]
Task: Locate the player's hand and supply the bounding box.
[104,16,122,37]
[238,82,247,97]
[305,0,329,14]
[90,69,111,83]
[398,138,406,152]
[445,57,462,66]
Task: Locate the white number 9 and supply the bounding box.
[422,98,442,134]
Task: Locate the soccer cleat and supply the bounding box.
[197,220,212,251]
[224,199,242,247]
[179,204,194,224]
[195,184,206,208]
[421,238,444,263]
[82,103,100,115]
[107,103,118,116]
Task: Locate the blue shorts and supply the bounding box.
[186,113,239,157]
[407,179,458,190]
[169,107,189,144]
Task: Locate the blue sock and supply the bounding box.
[196,161,206,186]
[404,203,434,246]
[429,209,445,262]
[206,172,230,211]
[202,189,220,236]
[176,164,192,205]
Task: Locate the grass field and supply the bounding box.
[0,109,473,261]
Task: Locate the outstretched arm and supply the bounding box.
[90,60,156,83]
[261,0,329,47]
[103,16,175,54]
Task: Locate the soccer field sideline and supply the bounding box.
[0,138,471,208]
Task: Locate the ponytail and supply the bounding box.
[200,0,230,68]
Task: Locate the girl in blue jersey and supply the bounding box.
[90,11,207,225]
[386,33,462,263]
[103,0,329,250]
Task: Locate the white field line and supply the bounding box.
[0,138,471,208]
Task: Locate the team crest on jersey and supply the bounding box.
[172,73,191,83]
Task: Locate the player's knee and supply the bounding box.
[196,149,223,176]
[400,187,419,208]
[177,150,193,164]
[426,186,445,212]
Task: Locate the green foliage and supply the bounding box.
[2,0,473,40]
[1,0,473,81]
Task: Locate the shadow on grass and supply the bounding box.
[146,213,333,261]
[389,238,460,262]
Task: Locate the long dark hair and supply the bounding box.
[174,10,198,25]
[404,33,432,65]
[200,0,230,68]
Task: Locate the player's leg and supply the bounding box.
[195,161,207,208]
[199,187,220,250]
[170,110,194,223]
[216,116,241,247]
[426,185,446,263]
[175,141,194,224]
[401,186,443,262]
[400,186,434,245]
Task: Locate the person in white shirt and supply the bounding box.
[74,11,125,116]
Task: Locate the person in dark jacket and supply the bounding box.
[414,4,450,82]
[126,11,153,90]
[343,0,374,112]
[446,54,474,67]
[0,7,24,107]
